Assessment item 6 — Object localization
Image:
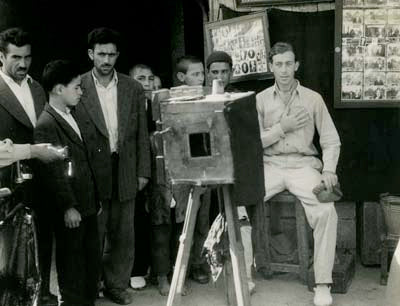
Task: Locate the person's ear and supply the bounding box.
[0,51,5,65]
[54,84,64,95]
[88,49,94,61]
[268,62,274,73]
[176,72,185,83]
[295,61,300,72]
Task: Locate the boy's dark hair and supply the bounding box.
[0,28,31,54]
[129,64,153,76]
[42,60,81,93]
[176,55,202,74]
[87,27,121,50]
[268,42,297,63]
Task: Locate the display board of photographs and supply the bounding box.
[341,0,400,105]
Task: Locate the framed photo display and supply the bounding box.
[205,12,272,83]
[236,0,332,7]
[335,0,400,108]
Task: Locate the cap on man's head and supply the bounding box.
[206,51,233,69]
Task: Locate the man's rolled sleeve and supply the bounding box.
[260,123,285,148]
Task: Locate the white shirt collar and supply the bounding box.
[0,69,32,86]
[91,69,118,88]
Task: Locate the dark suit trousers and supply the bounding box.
[131,188,151,277]
[55,214,100,305]
[151,218,183,276]
[191,189,211,267]
[99,197,135,289]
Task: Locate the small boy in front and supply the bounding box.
[34,60,100,306]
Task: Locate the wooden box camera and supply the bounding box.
[158,92,255,185]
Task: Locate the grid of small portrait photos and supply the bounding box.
[342,0,400,101]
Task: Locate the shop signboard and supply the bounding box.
[236,0,332,7]
[205,12,272,83]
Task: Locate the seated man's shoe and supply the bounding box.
[190,266,209,284]
[103,288,133,305]
[130,276,146,290]
[257,267,273,280]
[39,292,58,306]
[313,285,333,306]
[157,275,170,296]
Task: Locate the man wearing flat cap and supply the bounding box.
[206,50,238,92]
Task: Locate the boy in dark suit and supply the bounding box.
[34,60,100,306]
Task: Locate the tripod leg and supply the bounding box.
[222,185,251,306]
[167,186,203,306]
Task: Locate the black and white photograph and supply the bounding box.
[364,9,387,24]
[364,0,388,6]
[343,0,364,7]
[343,23,364,37]
[2,1,400,306]
[364,56,386,69]
[365,24,386,37]
[388,9,400,23]
[386,25,400,37]
[387,42,400,56]
[343,9,364,24]
[387,55,400,69]
[365,43,386,56]
[364,70,386,85]
[363,85,386,99]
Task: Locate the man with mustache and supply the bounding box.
[0,27,60,306]
[74,28,151,305]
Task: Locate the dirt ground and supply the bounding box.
[84,262,387,306]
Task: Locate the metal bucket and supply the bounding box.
[380,194,400,239]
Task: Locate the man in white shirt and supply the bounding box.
[0,27,58,305]
[74,28,151,305]
[256,42,341,306]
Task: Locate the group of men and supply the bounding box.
[0,24,343,306]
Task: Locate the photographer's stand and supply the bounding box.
[167,184,250,306]
[151,90,259,306]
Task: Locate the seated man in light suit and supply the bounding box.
[256,42,341,306]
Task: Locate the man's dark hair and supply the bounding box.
[0,27,31,54]
[129,64,153,76]
[87,27,121,50]
[42,60,81,93]
[268,42,297,63]
[176,55,202,74]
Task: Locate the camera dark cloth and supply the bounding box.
[223,93,265,206]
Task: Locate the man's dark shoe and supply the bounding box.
[190,266,210,284]
[39,292,58,306]
[103,288,133,305]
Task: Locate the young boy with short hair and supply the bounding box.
[176,55,205,86]
[34,60,100,306]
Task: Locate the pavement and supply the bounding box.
[50,261,388,306]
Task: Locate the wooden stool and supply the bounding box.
[264,191,310,284]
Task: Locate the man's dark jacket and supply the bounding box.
[34,104,97,216]
[74,71,151,202]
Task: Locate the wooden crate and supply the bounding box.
[358,201,385,265]
[307,251,355,294]
[264,201,356,253]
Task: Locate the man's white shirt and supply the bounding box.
[0,70,37,126]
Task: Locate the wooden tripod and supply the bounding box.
[166,184,251,306]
